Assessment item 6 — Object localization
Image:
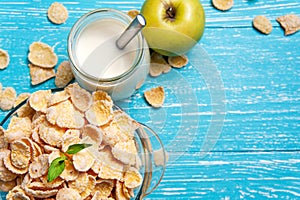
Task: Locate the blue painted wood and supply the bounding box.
[0,0,300,199]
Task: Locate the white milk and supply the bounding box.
[75,19,138,79]
[68,9,150,101]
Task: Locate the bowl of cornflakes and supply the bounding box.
[0,83,166,200]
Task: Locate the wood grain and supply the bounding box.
[0,0,299,199]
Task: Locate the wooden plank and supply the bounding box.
[0,0,299,30]
[147,151,300,199]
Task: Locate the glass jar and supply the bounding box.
[68,8,150,101]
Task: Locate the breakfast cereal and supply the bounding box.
[127,9,140,19]
[56,188,81,200]
[276,14,300,35]
[55,61,74,88]
[0,84,143,199]
[29,64,55,85]
[253,15,273,35]
[29,89,51,113]
[149,52,171,77]
[212,0,234,11]
[28,42,58,68]
[0,49,9,70]
[47,2,68,24]
[144,86,165,108]
[68,83,92,112]
[85,100,113,126]
[168,54,189,68]
[0,87,16,111]
[72,149,95,172]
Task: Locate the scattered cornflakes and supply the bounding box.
[0,48,9,70]
[149,52,171,77]
[276,14,300,36]
[168,54,188,68]
[212,0,234,11]
[144,86,165,108]
[253,16,273,35]
[55,61,74,88]
[29,63,55,85]
[127,9,140,19]
[28,42,58,68]
[0,87,16,111]
[47,2,68,25]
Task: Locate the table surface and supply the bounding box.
[0,0,299,199]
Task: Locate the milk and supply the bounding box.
[75,19,138,79]
[68,9,150,101]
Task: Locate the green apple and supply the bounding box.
[140,0,205,56]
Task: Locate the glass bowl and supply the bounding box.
[0,88,166,200]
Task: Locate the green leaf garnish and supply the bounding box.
[47,156,67,182]
[66,143,92,155]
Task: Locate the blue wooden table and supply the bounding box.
[0,0,299,199]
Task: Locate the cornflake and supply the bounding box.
[85,100,113,126]
[4,116,32,143]
[10,140,31,169]
[3,151,28,174]
[46,99,84,128]
[91,179,114,198]
[55,61,74,88]
[29,64,55,85]
[0,87,16,111]
[72,149,95,172]
[168,54,188,68]
[124,167,143,189]
[112,139,137,165]
[14,93,30,108]
[212,0,233,11]
[29,89,51,113]
[28,42,58,68]
[92,90,113,105]
[59,160,79,181]
[28,154,49,178]
[0,149,18,182]
[56,188,81,200]
[48,2,68,25]
[149,52,171,77]
[144,86,165,108]
[81,124,103,145]
[253,16,273,35]
[68,83,92,112]
[0,48,9,69]
[127,9,140,19]
[0,179,16,192]
[276,14,300,36]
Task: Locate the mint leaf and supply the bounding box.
[47,156,67,182]
[66,143,92,155]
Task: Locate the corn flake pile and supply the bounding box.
[0,83,143,200]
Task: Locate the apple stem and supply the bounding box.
[166,6,176,19]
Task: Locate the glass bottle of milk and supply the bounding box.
[68,9,150,101]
